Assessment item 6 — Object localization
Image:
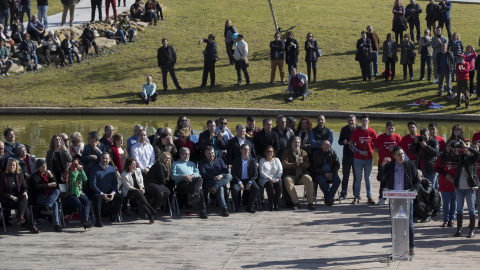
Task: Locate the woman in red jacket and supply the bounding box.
[435,142,457,228]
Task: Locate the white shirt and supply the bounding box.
[233,40,248,60]
[131,141,155,171]
[258,157,283,187]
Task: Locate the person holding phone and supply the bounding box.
[46,134,72,184]
[199,119,227,158]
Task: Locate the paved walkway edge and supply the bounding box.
[0,107,478,121]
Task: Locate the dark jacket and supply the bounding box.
[338,124,359,157]
[281,148,310,178]
[0,173,28,204]
[253,129,280,158]
[198,130,227,157]
[270,39,285,60]
[304,39,319,62]
[400,39,415,65]
[409,138,440,174]
[46,149,72,176]
[366,32,380,51]
[202,39,217,62]
[453,147,480,189]
[227,136,256,166]
[157,45,177,68]
[285,38,299,64]
[30,171,56,200]
[61,39,76,51]
[355,38,371,62]
[413,177,440,219]
[310,149,340,176]
[231,156,258,183]
[82,28,96,43]
[382,39,398,63]
[272,127,295,157]
[198,158,228,189]
[435,50,454,73]
[378,160,421,191]
[20,39,36,55]
[144,160,169,186]
[405,3,423,22]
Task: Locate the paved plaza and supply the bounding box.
[1,168,479,269]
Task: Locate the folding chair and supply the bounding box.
[0,202,14,234]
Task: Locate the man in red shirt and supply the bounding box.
[455,54,470,110]
[429,122,445,153]
[373,121,401,204]
[399,121,419,163]
[349,114,377,204]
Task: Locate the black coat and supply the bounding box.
[453,148,480,189]
[30,172,56,200]
[270,40,285,60]
[144,160,169,186]
[378,160,421,191]
[409,138,440,174]
[227,137,256,166]
[231,156,258,184]
[253,129,280,158]
[272,127,295,158]
[198,130,227,157]
[310,149,340,176]
[157,45,177,68]
[355,38,371,62]
[285,38,299,64]
[82,28,96,42]
[0,173,28,204]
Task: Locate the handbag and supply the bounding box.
[244,57,250,67]
[409,50,416,60]
[365,49,377,62]
[316,48,322,57]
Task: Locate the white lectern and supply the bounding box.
[383,190,416,261]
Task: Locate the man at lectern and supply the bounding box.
[378,146,421,257]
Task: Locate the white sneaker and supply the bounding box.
[377,198,387,205]
[433,79,437,84]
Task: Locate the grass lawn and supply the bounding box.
[2,0,480,113]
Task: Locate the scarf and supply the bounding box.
[22,156,32,175]
[161,163,170,182]
[38,171,52,196]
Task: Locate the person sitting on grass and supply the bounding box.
[43,30,66,67]
[20,33,38,71]
[130,0,143,21]
[26,14,45,43]
[140,76,158,104]
[286,68,311,102]
[116,16,136,44]
[82,23,99,55]
[144,0,157,26]
[0,39,13,77]
[61,34,81,64]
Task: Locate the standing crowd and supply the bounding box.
[355,0,480,110]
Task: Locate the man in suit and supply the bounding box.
[272,115,295,157]
[254,119,280,159]
[89,152,122,227]
[378,146,421,257]
[227,124,256,167]
[231,144,259,213]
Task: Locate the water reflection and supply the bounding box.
[1,115,479,163]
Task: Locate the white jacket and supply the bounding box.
[233,40,248,60]
[121,168,145,195]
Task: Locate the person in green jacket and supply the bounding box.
[64,157,93,230]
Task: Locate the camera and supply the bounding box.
[451,140,462,148]
[418,135,426,142]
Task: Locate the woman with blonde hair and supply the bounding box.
[69,132,84,158]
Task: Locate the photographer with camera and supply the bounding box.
[410,127,440,188]
[450,140,480,238]
[199,119,226,159]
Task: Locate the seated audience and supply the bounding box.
[198,146,232,217]
[81,131,107,174]
[121,158,157,224]
[153,132,177,161]
[258,146,283,211]
[231,144,259,213]
[199,119,227,158]
[144,152,172,210]
[46,134,72,183]
[43,30,66,67]
[69,132,84,158]
[311,141,341,206]
[15,144,36,178]
[82,23,99,55]
[286,68,310,101]
[30,159,62,232]
[281,136,315,210]
[116,16,136,44]
[27,14,45,43]
[110,133,127,172]
[64,157,93,230]
[89,152,122,227]
[131,130,155,175]
[170,147,207,219]
[0,159,39,233]
[0,39,13,76]
[3,128,21,157]
[61,34,81,64]
[174,128,197,162]
[140,76,157,104]
[20,33,38,71]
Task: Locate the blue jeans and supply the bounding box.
[65,194,91,223]
[423,171,438,190]
[21,5,31,23]
[316,174,341,204]
[147,11,157,21]
[23,53,38,69]
[0,8,9,33]
[353,158,373,199]
[441,191,456,222]
[35,189,61,226]
[64,48,80,63]
[116,29,135,43]
[439,19,451,41]
[37,5,48,28]
[408,19,421,43]
[204,174,232,209]
[455,188,476,216]
[420,54,431,80]
[369,51,378,76]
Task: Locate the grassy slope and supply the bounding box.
[2,0,480,113]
